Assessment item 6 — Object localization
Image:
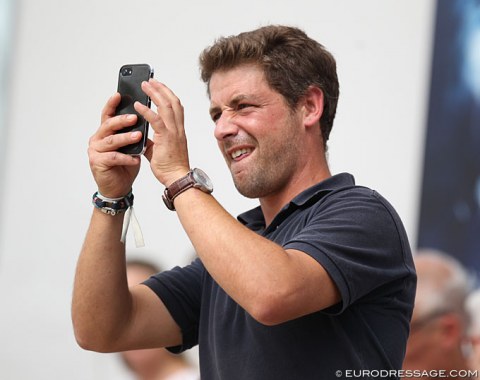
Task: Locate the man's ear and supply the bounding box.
[438,314,464,349]
[302,86,324,128]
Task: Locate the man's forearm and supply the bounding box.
[172,186,340,325]
[174,190,304,322]
[72,209,132,351]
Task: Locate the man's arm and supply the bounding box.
[172,189,340,326]
[72,93,182,352]
[72,210,182,352]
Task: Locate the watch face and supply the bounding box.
[192,168,213,193]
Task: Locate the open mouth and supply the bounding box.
[231,148,253,160]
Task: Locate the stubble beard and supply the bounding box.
[230,131,301,200]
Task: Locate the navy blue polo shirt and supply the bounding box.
[144,173,416,380]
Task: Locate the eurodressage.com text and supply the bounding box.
[337,369,479,378]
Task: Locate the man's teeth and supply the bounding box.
[231,148,251,159]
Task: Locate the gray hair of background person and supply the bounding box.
[415,249,475,329]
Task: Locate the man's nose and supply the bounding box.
[214,111,239,141]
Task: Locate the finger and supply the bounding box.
[142,80,184,130]
[134,101,166,135]
[101,92,122,124]
[148,79,181,105]
[90,149,141,168]
[95,113,138,140]
[91,130,143,153]
[148,80,185,127]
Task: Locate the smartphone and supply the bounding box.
[115,63,154,155]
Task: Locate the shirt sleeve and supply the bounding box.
[283,187,414,314]
[143,258,204,353]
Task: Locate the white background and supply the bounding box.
[0,0,435,378]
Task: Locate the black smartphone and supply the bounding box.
[115,63,154,155]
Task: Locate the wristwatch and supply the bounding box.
[162,168,213,211]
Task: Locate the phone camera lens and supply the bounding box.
[121,67,133,76]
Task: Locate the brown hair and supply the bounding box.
[199,25,339,146]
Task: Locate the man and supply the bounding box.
[121,259,199,380]
[403,250,473,378]
[72,25,416,379]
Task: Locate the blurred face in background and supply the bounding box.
[404,252,471,377]
[403,309,454,372]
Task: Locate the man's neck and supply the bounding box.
[259,164,331,226]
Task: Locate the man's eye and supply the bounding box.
[238,103,252,110]
[211,113,221,122]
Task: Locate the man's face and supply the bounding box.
[209,63,303,199]
[403,306,465,377]
[403,309,446,372]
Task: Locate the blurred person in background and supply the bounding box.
[466,288,480,372]
[403,249,474,378]
[122,259,199,380]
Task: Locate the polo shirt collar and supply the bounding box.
[237,172,356,231]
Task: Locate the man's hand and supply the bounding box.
[88,93,143,197]
[134,79,190,187]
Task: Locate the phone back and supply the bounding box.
[115,63,153,155]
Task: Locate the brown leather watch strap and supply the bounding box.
[165,173,194,201]
[162,168,213,211]
[162,172,194,211]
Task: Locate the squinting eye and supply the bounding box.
[238,104,251,110]
[211,113,221,122]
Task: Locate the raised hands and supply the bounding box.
[88,79,191,199]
